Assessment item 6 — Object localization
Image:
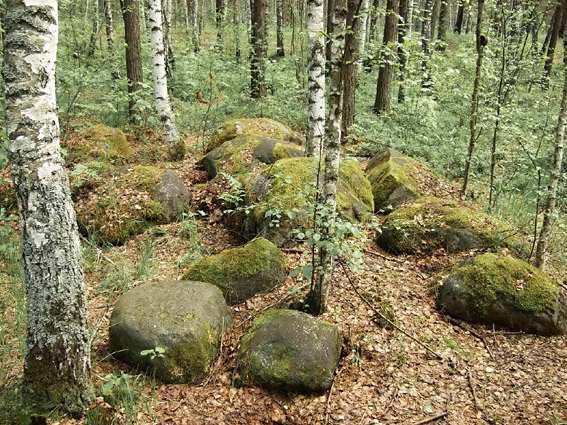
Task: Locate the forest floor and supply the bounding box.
[7,131,567,425]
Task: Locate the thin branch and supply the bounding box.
[446,316,494,360]
[411,412,448,425]
[338,259,443,359]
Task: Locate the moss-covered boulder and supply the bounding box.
[366,148,421,212]
[66,124,131,165]
[182,238,287,304]
[201,135,304,179]
[438,254,567,335]
[238,309,341,393]
[239,157,373,246]
[378,197,526,255]
[75,166,189,244]
[153,170,191,218]
[110,280,233,383]
[206,118,302,153]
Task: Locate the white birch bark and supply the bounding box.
[357,0,369,71]
[276,0,285,56]
[3,0,92,413]
[192,0,200,50]
[246,0,252,44]
[104,0,115,47]
[407,0,414,38]
[149,0,185,159]
[312,0,346,315]
[305,0,326,157]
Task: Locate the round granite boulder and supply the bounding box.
[378,197,526,255]
[182,238,287,304]
[238,309,342,393]
[206,118,302,153]
[438,253,567,335]
[110,280,233,383]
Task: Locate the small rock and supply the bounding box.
[153,170,191,218]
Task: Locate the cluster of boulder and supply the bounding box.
[107,117,566,397]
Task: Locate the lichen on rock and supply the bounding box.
[438,253,567,335]
[238,309,341,393]
[182,238,287,303]
[378,197,526,255]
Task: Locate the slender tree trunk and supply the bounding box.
[374,0,399,113]
[192,0,200,49]
[246,0,252,43]
[3,0,93,415]
[276,0,285,56]
[121,0,144,122]
[436,0,448,50]
[535,65,567,269]
[311,0,346,316]
[542,0,564,89]
[88,0,100,56]
[251,0,267,97]
[462,0,485,196]
[305,0,326,156]
[454,0,465,33]
[341,0,365,138]
[430,0,440,40]
[357,0,370,70]
[149,0,184,159]
[162,0,174,73]
[397,0,409,102]
[406,0,414,37]
[216,0,226,46]
[104,0,115,47]
[326,0,335,66]
[421,0,433,88]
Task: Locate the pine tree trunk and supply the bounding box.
[542,1,564,89]
[311,0,346,316]
[121,0,144,122]
[276,0,285,56]
[436,0,448,50]
[251,0,267,97]
[374,0,399,113]
[535,64,567,269]
[3,0,93,415]
[149,0,184,159]
[104,0,116,47]
[462,0,485,195]
[305,0,326,156]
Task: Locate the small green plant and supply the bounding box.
[443,337,462,352]
[98,372,145,425]
[140,346,165,360]
[96,255,133,296]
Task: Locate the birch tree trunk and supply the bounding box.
[305,0,326,157]
[104,0,116,47]
[276,0,285,56]
[3,0,93,414]
[420,0,434,88]
[216,0,226,46]
[535,64,567,269]
[311,0,346,315]
[192,0,200,50]
[436,0,448,50]
[542,0,564,89]
[357,0,370,70]
[162,0,175,73]
[88,0,100,56]
[397,0,409,102]
[149,0,184,159]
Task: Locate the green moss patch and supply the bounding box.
[206,118,302,152]
[66,124,131,165]
[182,238,287,303]
[378,197,526,254]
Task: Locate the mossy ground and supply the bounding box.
[450,253,559,315]
[67,124,131,165]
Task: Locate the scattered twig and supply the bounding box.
[411,411,448,425]
[468,371,480,412]
[377,385,400,419]
[281,247,306,254]
[338,259,443,360]
[363,249,406,264]
[324,368,342,425]
[446,317,495,360]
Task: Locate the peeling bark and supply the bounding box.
[3,0,92,415]
[149,0,184,160]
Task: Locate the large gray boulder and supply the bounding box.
[438,253,567,335]
[110,280,233,383]
[201,135,303,179]
[238,309,342,393]
[153,170,191,218]
[182,238,287,304]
